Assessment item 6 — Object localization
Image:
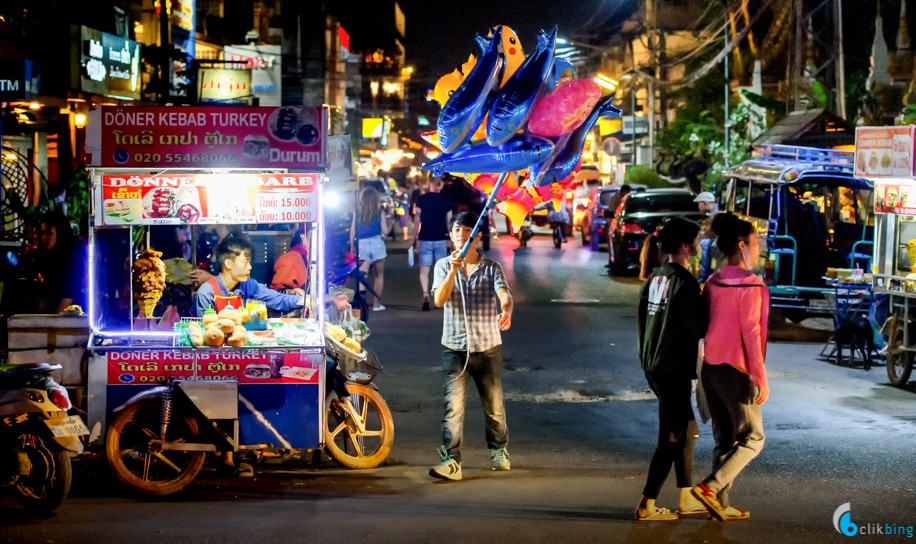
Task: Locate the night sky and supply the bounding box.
[397,0,637,85]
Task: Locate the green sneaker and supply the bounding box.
[490,447,510,471]
[429,446,462,481]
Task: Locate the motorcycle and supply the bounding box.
[0,363,87,512]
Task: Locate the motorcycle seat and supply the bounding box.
[0,363,61,383]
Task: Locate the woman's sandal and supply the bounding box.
[676,507,710,517]
[718,506,750,521]
[690,483,726,521]
[635,506,679,521]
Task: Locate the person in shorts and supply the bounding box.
[351,187,390,311]
[412,177,453,311]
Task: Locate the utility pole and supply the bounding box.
[158,0,172,104]
[791,0,804,112]
[834,0,847,119]
[645,0,656,165]
[723,0,730,168]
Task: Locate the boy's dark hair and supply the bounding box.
[449,211,479,230]
[216,235,253,270]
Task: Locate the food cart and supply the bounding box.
[82,105,391,495]
[860,126,916,386]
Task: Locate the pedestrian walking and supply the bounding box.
[351,186,390,312]
[412,177,453,311]
[694,191,719,283]
[635,217,708,521]
[691,212,769,522]
[429,212,513,481]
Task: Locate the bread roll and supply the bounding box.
[189,332,204,347]
[218,318,236,334]
[203,327,225,347]
[202,313,218,328]
[218,308,242,325]
[227,330,248,347]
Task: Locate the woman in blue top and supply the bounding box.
[351,187,390,312]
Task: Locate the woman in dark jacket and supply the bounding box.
[634,217,708,520]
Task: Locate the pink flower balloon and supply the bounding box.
[471,172,520,200]
[527,79,602,138]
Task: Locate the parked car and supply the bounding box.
[581,184,646,251]
[607,188,706,276]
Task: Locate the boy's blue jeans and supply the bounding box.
[440,346,508,463]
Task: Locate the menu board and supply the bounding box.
[874,178,916,216]
[87,106,327,170]
[854,126,916,178]
[97,173,320,225]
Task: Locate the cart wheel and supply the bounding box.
[105,399,206,496]
[324,383,394,469]
[886,323,913,386]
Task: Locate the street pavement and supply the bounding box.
[2,229,915,543]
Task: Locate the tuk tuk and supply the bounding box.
[723,144,875,323]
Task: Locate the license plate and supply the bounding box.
[44,416,89,438]
[809,299,832,309]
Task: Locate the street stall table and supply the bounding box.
[858,126,916,386]
[82,106,392,495]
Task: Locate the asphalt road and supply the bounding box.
[2,232,915,544]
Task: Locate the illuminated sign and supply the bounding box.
[0,59,40,99]
[198,68,252,104]
[362,118,390,139]
[78,26,141,101]
[87,105,328,170]
[224,45,282,106]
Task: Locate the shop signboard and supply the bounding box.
[105,350,321,385]
[96,172,320,225]
[327,135,355,188]
[78,26,142,101]
[87,105,328,170]
[224,44,282,106]
[873,178,916,216]
[0,59,40,100]
[198,67,252,104]
[854,126,916,178]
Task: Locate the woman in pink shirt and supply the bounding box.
[691,212,769,522]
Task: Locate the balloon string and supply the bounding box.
[459,171,509,258]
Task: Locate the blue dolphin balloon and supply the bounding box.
[421,134,555,176]
[485,26,557,147]
[531,92,623,186]
[547,57,577,90]
[437,27,504,154]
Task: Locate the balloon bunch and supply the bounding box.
[420,25,623,232]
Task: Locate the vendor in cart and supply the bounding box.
[192,235,304,317]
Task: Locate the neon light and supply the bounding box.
[88,236,96,329]
[317,180,326,330]
[97,331,178,339]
